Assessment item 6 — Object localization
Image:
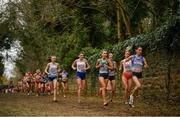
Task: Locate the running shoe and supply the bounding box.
[129,94,134,103]
[125,101,129,105]
[129,102,135,108]
[129,95,135,107]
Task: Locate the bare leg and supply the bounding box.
[134,79,142,97]
[61,82,67,97]
[81,80,85,96]
[35,83,39,96]
[99,77,108,106]
[129,76,141,107]
[131,76,141,96]
[53,79,57,101]
[106,80,112,91]
[77,78,82,103]
[64,82,68,97]
[57,81,61,95]
[111,80,116,101]
[122,76,129,102]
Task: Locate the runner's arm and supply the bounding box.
[71,60,77,70]
[57,63,61,73]
[108,59,113,70]
[119,60,123,71]
[95,59,101,69]
[44,63,50,74]
[143,58,149,69]
[85,59,91,70]
[125,55,133,62]
[114,61,117,70]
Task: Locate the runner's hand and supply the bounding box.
[144,64,148,69]
[81,68,86,72]
[83,68,88,72]
[72,67,77,70]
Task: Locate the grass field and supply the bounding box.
[0,93,179,116]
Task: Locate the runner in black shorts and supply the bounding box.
[96,50,112,107]
[107,53,117,102]
[125,47,148,107]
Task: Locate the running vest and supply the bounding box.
[109,61,116,76]
[132,55,144,72]
[35,73,41,80]
[99,58,109,74]
[76,59,86,73]
[123,60,132,72]
[48,63,58,77]
[62,72,68,79]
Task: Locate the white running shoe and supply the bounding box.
[129,95,135,107]
[129,103,135,108]
[125,101,129,105]
[129,94,134,103]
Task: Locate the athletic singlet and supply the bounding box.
[99,58,109,74]
[123,60,132,72]
[62,72,68,79]
[48,63,58,77]
[76,59,86,73]
[35,73,41,80]
[132,55,144,72]
[109,61,116,76]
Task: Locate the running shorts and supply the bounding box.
[132,72,143,79]
[76,72,86,80]
[99,73,109,79]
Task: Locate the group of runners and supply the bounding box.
[20,46,148,108]
[22,67,69,98]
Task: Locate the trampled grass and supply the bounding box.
[0,93,179,116]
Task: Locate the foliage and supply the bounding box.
[88,17,180,68]
[0,0,179,76]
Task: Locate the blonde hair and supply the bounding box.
[126,46,131,52]
[51,56,56,58]
[36,69,41,73]
[102,49,107,53]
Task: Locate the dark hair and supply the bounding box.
[136,46,142,50]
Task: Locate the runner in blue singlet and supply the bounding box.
[60,70,69,98]
[72,52,90,103]
[125,47,148,107]
[45,56,60,102]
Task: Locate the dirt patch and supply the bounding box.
[0,93,179,116]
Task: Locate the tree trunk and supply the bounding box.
[116,3,121,41]
[116,0,132,37]
[124,13,132,37]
